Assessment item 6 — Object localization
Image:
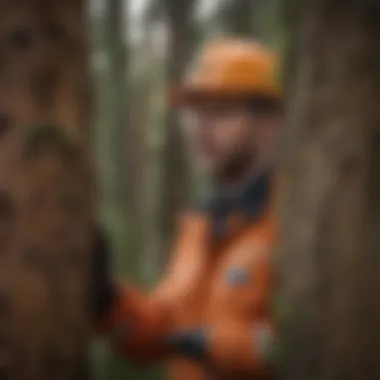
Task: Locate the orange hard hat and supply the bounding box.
[171,38,281,107]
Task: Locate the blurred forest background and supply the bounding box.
[89,0,282,379]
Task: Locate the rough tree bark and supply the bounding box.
[276,1,380,379]
[0,1,94,379]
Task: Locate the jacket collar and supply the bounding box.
[199,169,272,239]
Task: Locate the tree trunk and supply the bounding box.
[0,1,94,379]
[158,0,195,263]
[276,1,380,379]
[132,29,158,283]
[102,0,142,278]
[107,0,129,217]
[218,0,256,36]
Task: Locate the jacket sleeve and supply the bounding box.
[205,250,276,376]
[96,214,209,365]
[206,320,276,376]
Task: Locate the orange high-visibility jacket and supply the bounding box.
[99,173,276,380]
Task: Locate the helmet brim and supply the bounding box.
[169,86,282,109]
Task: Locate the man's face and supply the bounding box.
[181,100,279,181]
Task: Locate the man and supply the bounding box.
[93,37,282,380]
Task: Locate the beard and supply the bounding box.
[212,146,258,185]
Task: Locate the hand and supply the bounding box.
[164,327,209,362]
[90,226,118,319]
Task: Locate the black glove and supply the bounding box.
[90,226,118,319]
[164,327,209,362]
